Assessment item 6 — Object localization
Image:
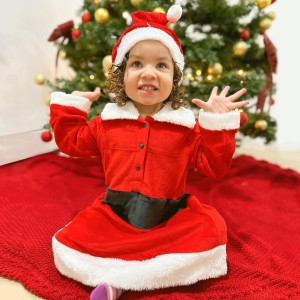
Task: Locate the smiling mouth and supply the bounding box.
[138,86,158,91]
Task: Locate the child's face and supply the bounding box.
[124,40,174,109]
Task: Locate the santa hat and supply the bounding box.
[112,5,184,73]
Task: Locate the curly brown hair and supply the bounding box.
[106,52,187,109]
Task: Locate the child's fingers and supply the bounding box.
[220,86,230,98]
[192,98,208,110]
[232,100,250,109]
[228,88,247,102]
[210,86,218,97]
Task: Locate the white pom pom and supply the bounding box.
[167,5,182,23]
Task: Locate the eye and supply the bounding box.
[157,62,167,69]
[132,61,142,67]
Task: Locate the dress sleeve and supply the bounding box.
[189,110,240,179]
[50,92,101,157]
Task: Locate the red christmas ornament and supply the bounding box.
[82,12,92,24]
[72,29,81,40]
[240,112,248,127]
[260,30,266,35]
[239,29,249,40]
[41,131,53,142]
[270,98,275,105]
[271,0,277,3]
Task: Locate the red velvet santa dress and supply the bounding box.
[50,92,240,291]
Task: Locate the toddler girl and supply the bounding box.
[50,5,249,300]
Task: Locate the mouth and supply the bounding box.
[138,85,158,91]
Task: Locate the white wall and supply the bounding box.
[0,0,299,162]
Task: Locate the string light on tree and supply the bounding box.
[153,7,166,14]
[256,0,271,9]
[34,74,46,85]
[237,69,245,77]
[233,41,248,56]
[94,8,110,24]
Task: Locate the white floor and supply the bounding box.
[1,144,300,300]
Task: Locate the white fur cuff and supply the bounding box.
[50,92,92,113]
[198,110,240,131]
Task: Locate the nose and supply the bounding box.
[141,64,157,79]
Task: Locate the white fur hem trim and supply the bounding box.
[52,236,227,290]
[101,101,196,128]
[50,92,92,113]
[198,110,240,130]
[114,27,184,72]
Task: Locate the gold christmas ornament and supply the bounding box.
[153,7,166,14]
[58,50,67,60]
[256,0,271,9]
[267,11,276,20]
[260,18,272,30]
[212,63,223,75]
[130,0,143,7]
[102,55,112,69]
[94,8,110,24]
[255,120,268,131]
[233,41,248,56]
[34,74,46,85]
[44,96,51,106]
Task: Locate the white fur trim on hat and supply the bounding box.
[167,5,182,23]
[114,27,184,72]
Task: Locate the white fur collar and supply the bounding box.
[101,101,196,128]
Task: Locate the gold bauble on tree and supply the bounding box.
[34,74,46,85]
[255,120,268,131]
[256,0,271,9]
[212,63,223,75]
[153,7,166,14]
[44,96,51,106]
[130,0,143,7]
[58,50,67,60]
[94,8,110,24]
[102,55,112,70]
[260,18,272,30]
[233,41,248,56]
[207,63,223,76]
[267,11,276,20]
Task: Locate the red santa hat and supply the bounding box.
[111,5,184,73]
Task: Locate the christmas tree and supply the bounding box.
[39,0,278,144]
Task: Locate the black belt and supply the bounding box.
[102,187,188,230]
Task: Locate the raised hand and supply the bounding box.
[192,86,249,113]
[71,87,101,102]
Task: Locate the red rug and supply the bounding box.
[0,152,299,299]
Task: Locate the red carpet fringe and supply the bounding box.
[0,152,299,299]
